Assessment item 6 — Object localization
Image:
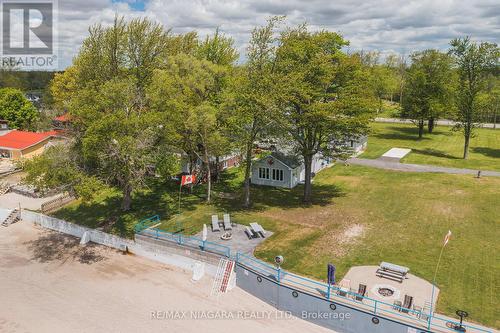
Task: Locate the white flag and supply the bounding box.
[443,230,452,246]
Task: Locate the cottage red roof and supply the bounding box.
[54,113,70,122]
[0,130,55,150]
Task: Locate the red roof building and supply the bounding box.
[52,113,73,135]
[0,130,58,160]
[54,113,70,122]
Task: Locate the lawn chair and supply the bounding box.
[420,306,430,321]
[355,283,367,301]
[349,288,357,300]
[223,214,232,230]
[413,305,423,318]
[211,215,220,232]
[401,295,413,313]
[393,300,402,312]
[336,279,350,297]
[420,301,432,321]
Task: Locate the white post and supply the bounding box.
[428,243,446,330]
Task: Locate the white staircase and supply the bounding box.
[2,208,20,227]
[211,258,235,296]
[0,182,10,196]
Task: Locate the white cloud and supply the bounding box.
[55,0,500,69]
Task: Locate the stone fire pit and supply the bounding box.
[220,232,232,241]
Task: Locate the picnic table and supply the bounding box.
[376,261,409,283]
[250,223,265,234]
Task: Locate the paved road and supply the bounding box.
[348,157,500,177]
[375,117,499,129]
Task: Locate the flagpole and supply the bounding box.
[178,181,182,214]
[427,232,450,330]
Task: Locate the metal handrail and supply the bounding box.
[134,215,160,233]
[138,226,231,258]
[235,253,493,333]
[134,224,493,333]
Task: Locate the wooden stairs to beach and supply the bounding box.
[2,208,20,227]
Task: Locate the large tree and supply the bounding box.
[82,110,167,211]
[42,17,178,211]
[478,75,500,128]
[0,87,38,130]
[449,37,499,159]
[197,29,238,182]
[402,50,455,139]
[385,53,407,105]
[227,17,281,208]
[148,54,225,203]
[275,25,374,203]
[21,145,103,201]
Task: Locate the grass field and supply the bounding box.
[52,165,500,328]
[361,122,500,171]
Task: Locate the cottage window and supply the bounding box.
[259,167,270,179]
[272,169,284,181]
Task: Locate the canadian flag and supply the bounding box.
[181,174,196,186]
[443,230,452,246]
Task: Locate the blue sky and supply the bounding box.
[112,0,146,11]
[55,0,499,69]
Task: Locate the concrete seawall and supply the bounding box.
[20,210,219,276]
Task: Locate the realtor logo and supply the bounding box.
[1,0,58,69]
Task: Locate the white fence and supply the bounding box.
[21,210,134,250]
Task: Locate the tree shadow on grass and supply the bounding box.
[51,174,345,237]
[24,230,106,264]
[372,125,453,141]
[411,148,460,160]
[53,179,192,238]
[53,194,129,235]
[373,125,429,141]
[472,147,500,158]
[213,182,346,213]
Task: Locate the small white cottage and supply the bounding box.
[346,135,368,155]
[251,152,332,189]
[250,136,368,189]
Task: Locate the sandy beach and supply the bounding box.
[0,222,333,333]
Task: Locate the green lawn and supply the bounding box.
[254,166,500,328]
[361,122,500,171]
[52,165,500,328]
